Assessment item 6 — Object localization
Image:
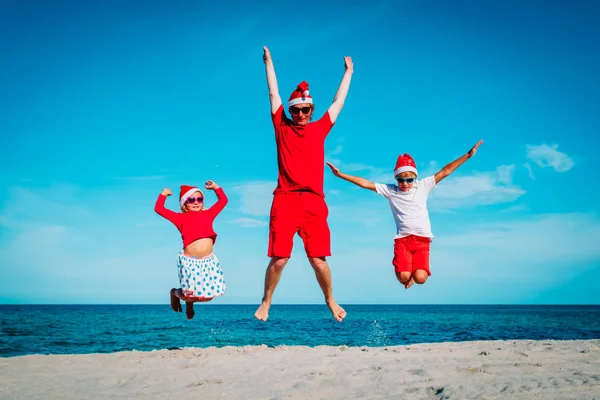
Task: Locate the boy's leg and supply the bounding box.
[393,238,413,289]
[412,237,432,284]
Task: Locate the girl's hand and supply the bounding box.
[326,162,342,177]
[205,180,220,190]
[161,188,172,196]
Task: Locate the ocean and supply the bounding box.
[1,304,599,357]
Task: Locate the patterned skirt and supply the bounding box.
[177,251,226,299]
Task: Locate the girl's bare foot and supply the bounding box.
[185,302,195,320]
[170,288,182,313]
[404,277,415,289]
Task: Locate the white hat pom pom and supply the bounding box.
[303,90,310,97]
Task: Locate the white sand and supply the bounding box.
[2,340,599,399]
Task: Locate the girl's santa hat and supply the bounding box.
[179,185,203,207]
[394,154,418,177]
[288,81,313,107]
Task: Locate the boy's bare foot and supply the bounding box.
[170,288,182,312]
[326,299,346,322]
[404,277,415,289]
[185,302,195,320]
[254,301,271,321]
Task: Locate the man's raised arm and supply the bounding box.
[263,46,282,114]
[328,56,354,124]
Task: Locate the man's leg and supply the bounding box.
[255,194,297,321]
[300,194,345,322]
[254,256,289,321]
[307,256,346,322]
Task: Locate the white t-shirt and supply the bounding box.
[375,176,437,240]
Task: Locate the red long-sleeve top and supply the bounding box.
[154,187,228,248]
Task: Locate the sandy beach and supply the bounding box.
[2,339,598,399]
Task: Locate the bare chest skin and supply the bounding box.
[184,237,214,257]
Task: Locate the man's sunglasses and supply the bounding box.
[186,196,204,204]
[290,106,312,115]
[396,177,415,184]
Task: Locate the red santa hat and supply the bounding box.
[288,81,313,107]
[179,185,203,207]
[394,154,418,177]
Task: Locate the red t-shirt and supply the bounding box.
[154,188,228,248]
[272,105,334,197]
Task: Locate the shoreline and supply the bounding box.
[2,339,599,399]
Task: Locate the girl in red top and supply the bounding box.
[154,180,228,320]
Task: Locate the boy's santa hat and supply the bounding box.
[288,81,313,107]
[394,154,418,177]
[179,185,203,207]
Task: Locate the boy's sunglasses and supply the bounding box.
[396,177,415,184]
[186,196,204,204]
[290,106,312,115]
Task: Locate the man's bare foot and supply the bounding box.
[170,288,182,313]
[254,301,271,321]
[326,299,346,322]
[185,302,195,320]
[404,277,415,289]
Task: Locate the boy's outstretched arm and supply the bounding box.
[326,162,376,191]
[434,140,483,184]
[328,56,354,124]
[263,46,282,114]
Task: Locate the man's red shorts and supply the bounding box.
[393,235,432,276]
[268,191,331,258]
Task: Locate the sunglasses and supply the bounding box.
[396,177,415,184]
[186,196,204,204]
[290,106,312,115]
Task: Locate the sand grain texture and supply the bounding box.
[1,340,599,399]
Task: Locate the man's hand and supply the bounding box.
[161,188,172,196]
[344,56,354,73]
[468,140,483,158]
[263,46,272,64]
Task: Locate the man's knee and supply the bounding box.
[269,257,289,272]
[396,271,412,284]
[413,270,428,284]
[308,256,328,270]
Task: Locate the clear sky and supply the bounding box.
[1,0,599,305]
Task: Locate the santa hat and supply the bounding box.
[288,81,313,107]
[179,185,203,207]
[394,154,418,177]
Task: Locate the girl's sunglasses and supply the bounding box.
[186,196,204,204]
[396,177,415,184]
[290,106,311,115]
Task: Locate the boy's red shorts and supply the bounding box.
[393,235,432,275]
[268,191,331,258]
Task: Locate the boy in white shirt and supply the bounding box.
[326,140,483,289]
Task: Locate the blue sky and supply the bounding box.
[1,0,599,305]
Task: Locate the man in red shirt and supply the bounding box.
[254,46,354,322]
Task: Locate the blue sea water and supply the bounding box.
[1,304,599,357]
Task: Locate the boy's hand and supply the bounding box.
[205,180,220,190]
[468,140,483,158]
[161,188,172,196]
[263,46,272,64]
[326,162,342,177]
